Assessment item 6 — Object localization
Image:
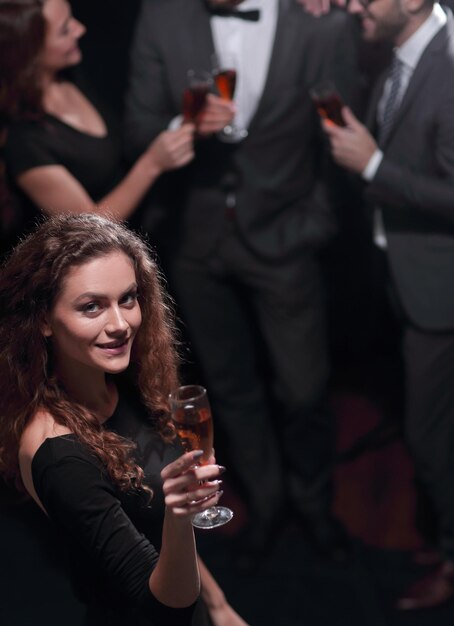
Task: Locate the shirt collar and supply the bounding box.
[208,0,270,17]
[396,3,447,70]
[237,0,263,8]
[208,0,262,9]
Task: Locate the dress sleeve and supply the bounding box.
[5,122,60,179]
[32,440,195,626]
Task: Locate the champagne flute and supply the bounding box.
[182,69,213,124]
[309,80,346,127]
[211,53,248,143]
[169,384,234,529]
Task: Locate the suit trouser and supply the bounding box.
[403,326,454,561]
[165,221,333,526]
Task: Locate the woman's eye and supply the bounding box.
[121,292,138,307]
[83,302,100,314]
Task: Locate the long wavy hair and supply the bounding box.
[0,214,180,492]
[0,0,46,125]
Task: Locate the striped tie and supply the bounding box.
[378,56,404,146]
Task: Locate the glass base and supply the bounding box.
[192,506,234,529]
[218,125,248,144]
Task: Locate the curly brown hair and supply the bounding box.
[0,214,180,492]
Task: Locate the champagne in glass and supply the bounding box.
[169,385,233,529]
[182,69,213,124]
[310,80,346,127]
[172,405,213,466]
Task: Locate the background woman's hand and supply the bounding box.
[161,450,224,519]
[147,125,195,173]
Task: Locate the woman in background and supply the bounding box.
[0,0,194,245]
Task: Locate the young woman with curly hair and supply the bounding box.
[0,214,247,626]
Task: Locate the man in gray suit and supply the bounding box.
[125,0,359,563]
[323,0,454,609]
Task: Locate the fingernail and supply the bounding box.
[217,465,226,474]
[214,480,223,486]
[216,490,224,498]
[192,450,204,460]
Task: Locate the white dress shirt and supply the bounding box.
[210,0,278,130]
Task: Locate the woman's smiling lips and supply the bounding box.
[95,337,130,355]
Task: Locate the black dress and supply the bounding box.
[2,76,124,251]
[31,387,196,626]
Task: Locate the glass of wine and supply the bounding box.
[169,384,234,529]
[211,53,248,143]
[309,80,346,127]
[182,69,213,124]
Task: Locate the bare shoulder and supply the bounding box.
[19,410,72,510]
[19,409,72,461]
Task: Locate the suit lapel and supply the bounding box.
[183,1,215,73]
[247,0,300,132]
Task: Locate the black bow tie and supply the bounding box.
[208,6,260,21]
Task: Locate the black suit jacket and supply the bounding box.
[365,9,454,331]
[125,0,360,261]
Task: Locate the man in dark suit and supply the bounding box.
[125,0,359,562]
[323,0,454,608]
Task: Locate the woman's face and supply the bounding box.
[40,0,86,74]
[43,251,142,377]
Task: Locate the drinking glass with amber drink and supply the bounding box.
[211,53,248,143]
[182,69,213,124]
[310,80,346,127]
[169,384,233,529]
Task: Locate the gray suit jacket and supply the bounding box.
[365,9,454,331]
[125,0,360,261]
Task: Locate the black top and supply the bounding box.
[2,77,124,250]
[5,113,121,199]
[31,387,194,626]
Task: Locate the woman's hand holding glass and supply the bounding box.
[146,125,195,175]
[169,385,233,528]
[161,450,225,520]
